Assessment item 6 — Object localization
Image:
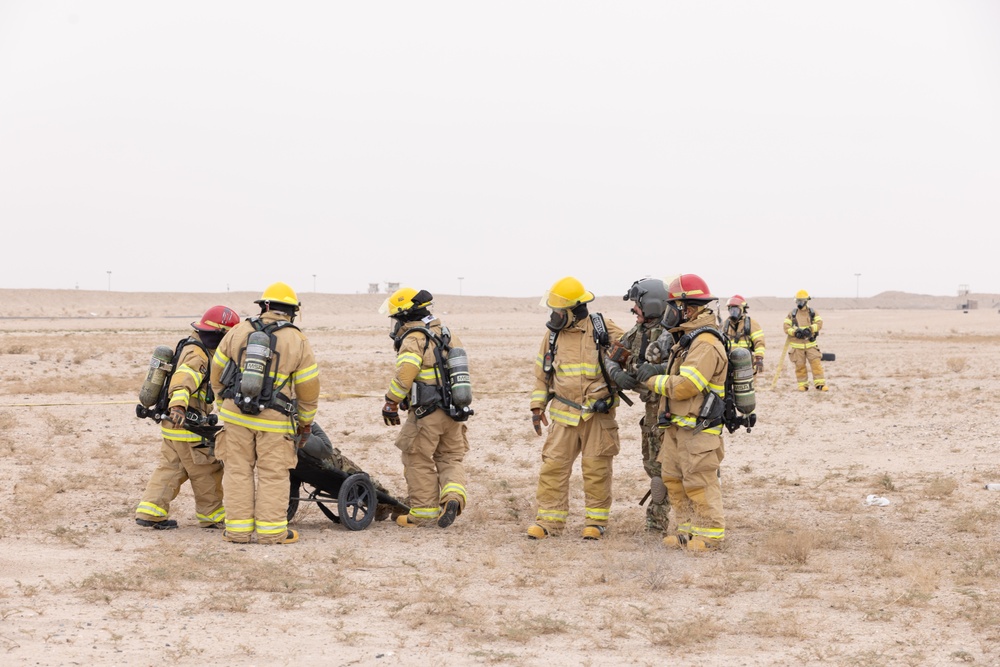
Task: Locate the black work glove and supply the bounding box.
[605,360,639,391]
[754,357,764,375]
[382,400,400,426]
[167,406,186,428]
[531,408,548,436]
[636,362,667,383]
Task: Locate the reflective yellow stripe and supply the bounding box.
[585,507,609,521]
[294,364,319,384]
[212,349,230,368]
[225,518,254,533]
[255,519,288,535]
[176,365,204,384]
[679,366,708,392]
[548,407,581,427]
[553,362,601,377]
[411,507,441,519]
[396,352,422,368]
[416,368,440,382]
[536,509,568,523]
[298,406,317,421]
[388,379,408,401]
[161,426,203,442]
[136,501,168,517]
[198,508,225,523]
[440,483,467,502]
[219,408,295,434]
[690,525,725,539]
[652,375,670,395]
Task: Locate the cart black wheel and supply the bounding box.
[287,474,301,521]
[338,473,377,531]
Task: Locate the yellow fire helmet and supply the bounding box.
[379,286,433,317]
[540,276,595,310]
[795,289,811,300]
[255,282,301,310]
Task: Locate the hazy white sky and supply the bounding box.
[1,1,998,300]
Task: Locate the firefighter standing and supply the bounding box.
[209,282,320,545]
[723,295,765,375]
[604,278,672,532]
[528,276,625,540]
[784,289,827,391]
[136,305,240,529]
[638,274,727,550]
[380,287,470,528]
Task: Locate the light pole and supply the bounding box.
[107,270,111,292]
[458,277,464,296]
[313,274,317,292]
[854,273,861,299]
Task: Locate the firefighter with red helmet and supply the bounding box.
[135,304,240,530]
[723,295,765,375]
[527,277,625,540]
[637,274,728,550]
[210,282,320,545]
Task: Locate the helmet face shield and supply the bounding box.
[662,301,684,329]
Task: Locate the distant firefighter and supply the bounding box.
[783,289,827,391]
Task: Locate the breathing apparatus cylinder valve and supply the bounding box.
[729,347,756,415]
[446,347,473,408]
[240,331,271,401]
[139,345,175,408]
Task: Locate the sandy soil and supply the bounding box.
[1,290,999,666]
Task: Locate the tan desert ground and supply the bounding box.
[1,288,999,666]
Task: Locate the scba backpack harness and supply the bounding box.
[219,317,298,417]
[394,324,474,422]
[666,326,756,435]
[542,313,634,414]
[136,337,219,441]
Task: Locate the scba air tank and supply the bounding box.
[240,331,272,399]
[139,345,175,407]
[728,346,756,415]
[446,347,473,408]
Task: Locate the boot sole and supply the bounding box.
[437,500,460,528]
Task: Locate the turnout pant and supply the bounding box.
[136,438,224,526]
[395,409,469,524]
[216,424,297,544]
[789,346,825,388]
[658,425,725,543]
[534,412,620,535]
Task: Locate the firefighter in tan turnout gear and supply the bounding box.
[136,305,240,529]
[784,289,827,391]
[380,288,470,529]
[209,282,320,545]
[723,295,765,375]
[603,278,672,532]
[528,276,625,540]
[637,274,727,550]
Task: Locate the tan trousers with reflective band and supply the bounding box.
[658,425,725,538]
[789,346,825,387]
[136,438,223,525]
[534,411,620,535]
[395,409,469,524]
[216,424,297,543]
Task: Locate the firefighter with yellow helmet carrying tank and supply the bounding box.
[135,305,240,530]
[636,274,728,550]
[527,276,625,540]
[379,287,471,528]
[784,289,827,391]
[209,282,320,545]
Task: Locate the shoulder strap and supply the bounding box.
[678,325,728,351]
[589,313,609,347]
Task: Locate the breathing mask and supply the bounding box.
[728,306,742,320]
[796,299,808,309]
[546,309,571,332]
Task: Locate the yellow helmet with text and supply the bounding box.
[542,276,595,310]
